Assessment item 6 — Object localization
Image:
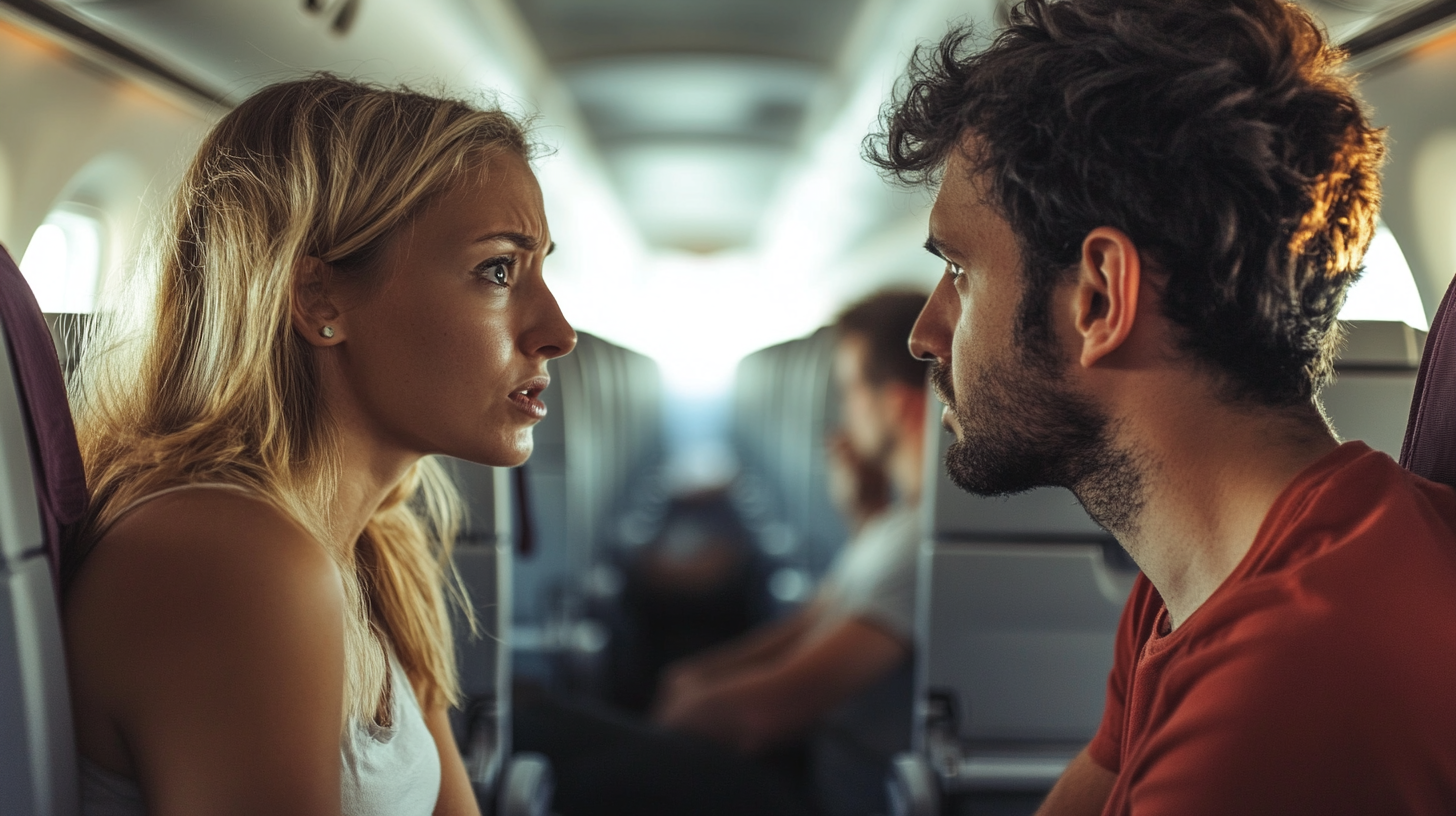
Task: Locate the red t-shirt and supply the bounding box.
[1088,442,1456,815]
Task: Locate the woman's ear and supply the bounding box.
[1072,227,1141,369]
[291,257,344,347]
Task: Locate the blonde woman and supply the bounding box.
[61,76,575,816]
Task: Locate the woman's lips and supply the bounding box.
[510,379,549,419]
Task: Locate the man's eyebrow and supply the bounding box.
[474,231,554,255]
[925,235,968,263]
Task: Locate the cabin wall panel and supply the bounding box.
[1360,39,1456,322]
[0,19,213,279]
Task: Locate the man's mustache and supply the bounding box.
[929,361,955,406]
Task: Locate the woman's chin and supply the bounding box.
[456,436,533,469]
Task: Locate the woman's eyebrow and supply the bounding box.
[473,231,555,255]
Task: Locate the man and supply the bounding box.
[869,1,1456,814]
[654,290,929,816]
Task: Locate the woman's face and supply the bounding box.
[327,150,576,467]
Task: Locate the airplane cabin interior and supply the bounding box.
[2,0,1455,814]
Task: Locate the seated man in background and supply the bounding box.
[872,0,1456,813]
[655,289,929,816]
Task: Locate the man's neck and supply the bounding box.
[1109,401,1338,629]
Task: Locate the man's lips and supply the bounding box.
[928,361,955,406]
[510,377,549,419]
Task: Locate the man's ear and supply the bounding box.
[1072,227,1141,368]
[291,257,344,347]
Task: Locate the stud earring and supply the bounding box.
[320,326,335,339]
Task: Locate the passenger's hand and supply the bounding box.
[651,661,705,720]
[654,677,761,753]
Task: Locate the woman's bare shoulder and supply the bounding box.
[74,487,338,598]
[65,487,346,745]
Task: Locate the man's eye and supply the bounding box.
[947,262,965,279]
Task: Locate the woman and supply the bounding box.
[62,75,575,815]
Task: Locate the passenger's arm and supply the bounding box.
[673,603,820,678]
[65,493,346,816]
[1034,748,1116,816]
[656,615,906,753]
[426,704,482,816]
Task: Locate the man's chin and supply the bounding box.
[943,439,1048,498]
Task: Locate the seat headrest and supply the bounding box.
[1400,276,1456,488]
[0,244,88,580]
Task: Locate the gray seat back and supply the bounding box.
[915,402,1130,762]
[1324,320,1424,457]
[0,285,80,813]
[444,458,514,796]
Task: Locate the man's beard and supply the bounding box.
[929,339,1144,535]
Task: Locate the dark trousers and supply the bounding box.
[514,692,817,816]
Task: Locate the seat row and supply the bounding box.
[731,327,849,593]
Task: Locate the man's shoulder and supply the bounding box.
[1173,565,1456,731]
[1301,442,1456,538]
[1253,442,1456,582]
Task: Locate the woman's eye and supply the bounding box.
[478,257,513,286]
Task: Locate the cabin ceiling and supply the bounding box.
[32,0,1453,257]
[505,0,871,252]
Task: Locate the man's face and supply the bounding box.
[834,333,895,464]
[908,149,1121,502]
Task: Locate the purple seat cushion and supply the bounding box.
[1400,276,1456,488]
[0,244,88,580]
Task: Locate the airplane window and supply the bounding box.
[1338,220,1428,330]
[19,206,104,313]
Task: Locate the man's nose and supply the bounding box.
[909,275,955,363]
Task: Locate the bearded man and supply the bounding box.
[869,1,1456,813]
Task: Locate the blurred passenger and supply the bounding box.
[62,76,574,815]
[869,1,1456,814]
[607,488,772,713]
[654,290,929,816]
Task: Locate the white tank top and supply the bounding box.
[77,483,443,815]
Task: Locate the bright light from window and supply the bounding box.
[19,208,103,313]
[1339,222,1427,331]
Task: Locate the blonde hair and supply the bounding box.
[67,75,531,719]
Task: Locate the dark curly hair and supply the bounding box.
[866,0,1386,406]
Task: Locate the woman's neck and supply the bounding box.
[318,373,421,552]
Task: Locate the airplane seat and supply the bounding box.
[1323,320,1425,459]
[730,329,848,613]
[443,457,554,816]
[512,332,668,695]
[0,243,85,815]
[1400,285,1456,486]
[887,389,1134,816]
